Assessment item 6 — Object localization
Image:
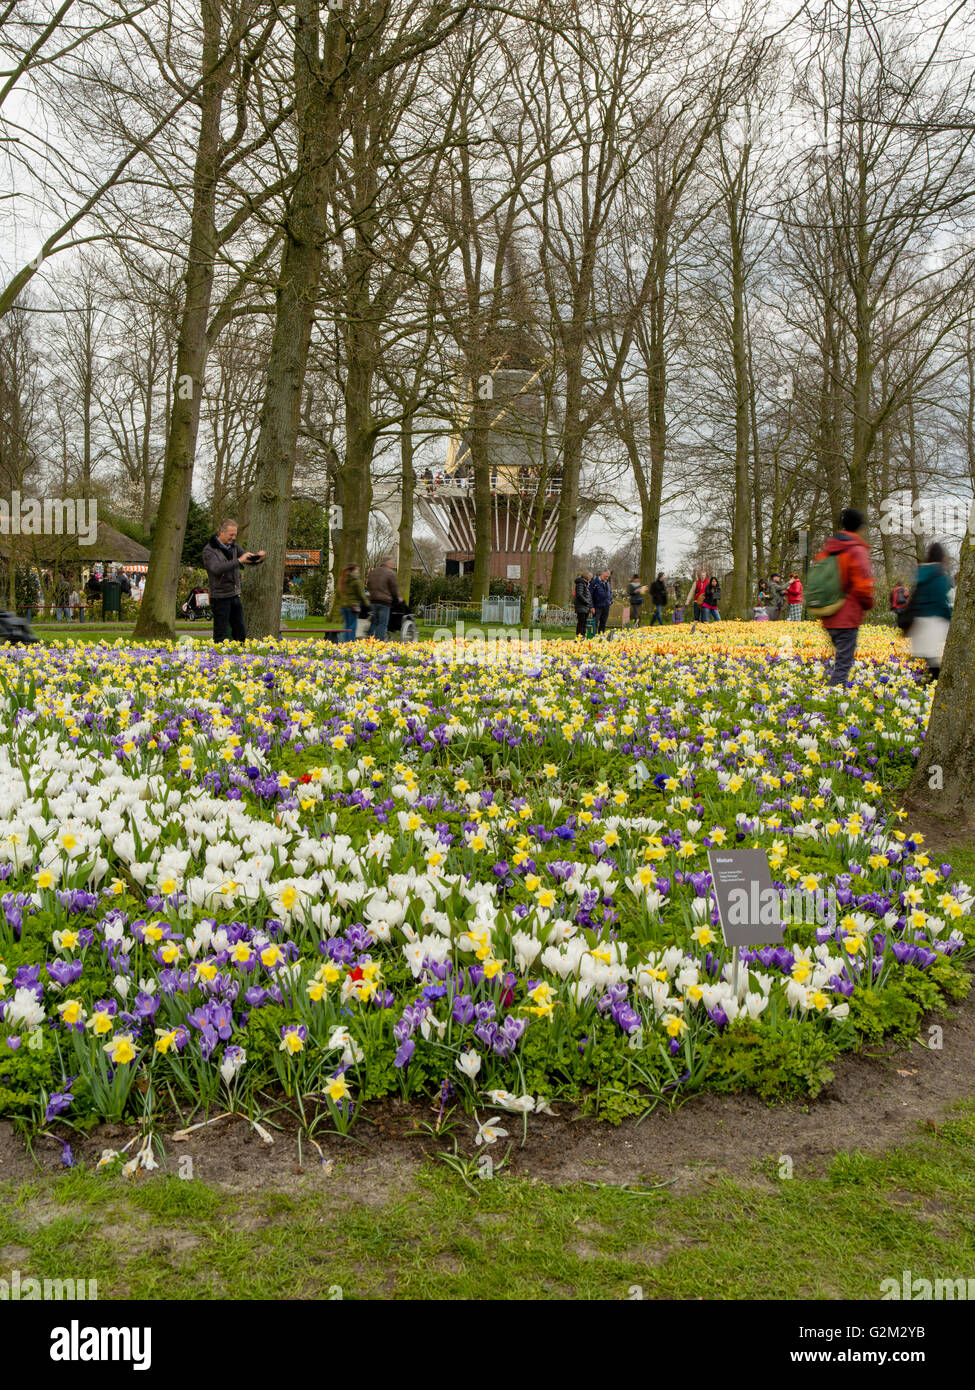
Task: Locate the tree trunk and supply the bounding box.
[903,542,975,828]
[397,411,415,603]
[337,347,376,576]
[548,353,585,606]
[133,0,228,640]
[469,404,492,604]
[727,213,750,621]
[244,3,340,638]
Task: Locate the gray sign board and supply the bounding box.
[707,849,786,948]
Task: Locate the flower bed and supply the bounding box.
[0,625,970,1159]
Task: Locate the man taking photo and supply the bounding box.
[202,519,265,643]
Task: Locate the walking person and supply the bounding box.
[754,577,772,621]
[692,571,707,622]
[366,556,399,640]
[768,572,786,621]
[808,507,875,687]
[573,571,593,638]
[672,578,685,623]
[701,575,721,622]
[649,572,668,625]
[337,562,368,642]
[785,571,804,620]
[53,574,69,622]
[906,542,953,682]
[626,574,645,626]
[85,570,102,610]
[202,519,265,643]
[889,577,910,616]
[590,570,612,633]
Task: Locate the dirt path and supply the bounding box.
[2,987,971,1198]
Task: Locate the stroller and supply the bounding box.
[0,611,38,644]
[180,586,212,622]
[388,598,418,642]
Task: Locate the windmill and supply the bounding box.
[416,246,566,586]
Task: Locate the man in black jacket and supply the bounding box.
[590,570,612,633]
[202,519,265,642]
[649,572,668,625]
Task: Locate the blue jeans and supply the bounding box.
[827,627,859,686]
[340,607,358,642]
[370,603,390,640]
[650,605,663,625]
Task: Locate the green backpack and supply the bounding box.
[804,554,845,617]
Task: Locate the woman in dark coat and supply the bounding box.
[573,572,593,638]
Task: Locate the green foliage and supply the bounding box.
[102,512,152,549]
[15,565,40,613]
[240,1004,290,1076]
[701,1021,842,1101]
[407,572,524,609]
[287,499,327,549]
[0,1035,59,1118]
[849,961,970,1047]
[300,567,329,618]
[181,498,213,566]
[847,981,925,1044]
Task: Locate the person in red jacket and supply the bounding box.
[692,572,707,621]
[785,572,803,620]
[814,507,875,686]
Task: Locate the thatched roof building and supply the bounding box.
[1,521,150,573]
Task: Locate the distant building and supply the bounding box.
[417,366,562,586]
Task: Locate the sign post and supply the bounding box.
[707,849,786,995]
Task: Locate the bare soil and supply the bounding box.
[2,988,972,1196]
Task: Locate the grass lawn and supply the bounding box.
[2,1105,973,1299]
[27,619,591,643]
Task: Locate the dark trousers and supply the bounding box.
[213,595,246,643]
[693,603,701,621]
[595,605,610,632]
[575,610,589,637]
[650,604,664,625]
[827,627,859,686]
